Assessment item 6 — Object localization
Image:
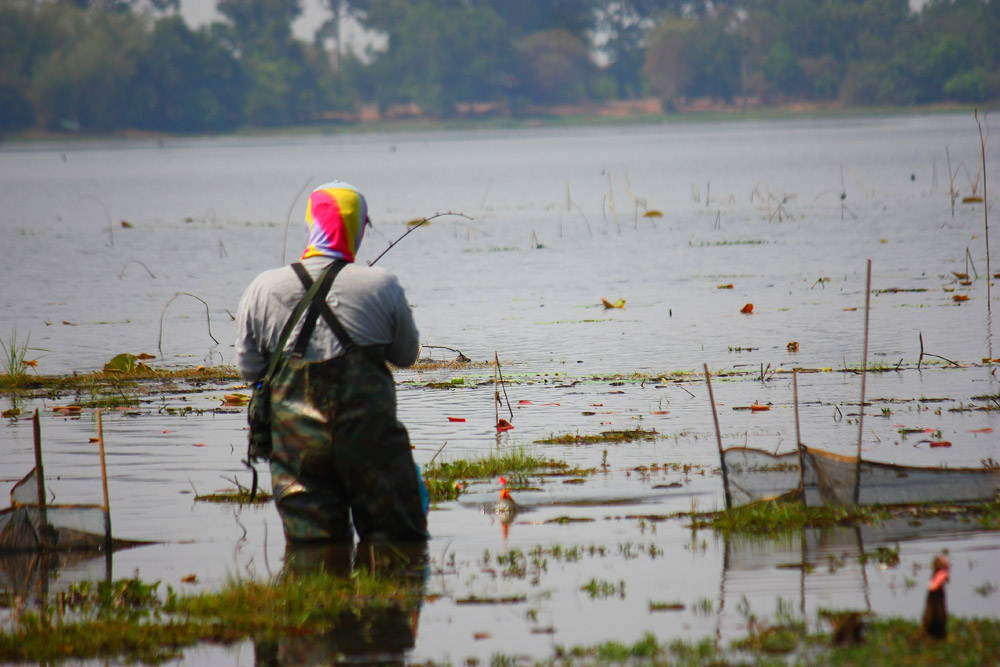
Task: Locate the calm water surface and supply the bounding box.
[1,113,998,663]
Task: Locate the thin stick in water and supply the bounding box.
[854,259,872,506]
[703,363,731,510]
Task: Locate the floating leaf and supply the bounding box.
[962,196,984,204]
[104,353,139,373]
[953,294,969,302]
[88,437,99,443]
[786,341,799,352]
[969,428,993,434]
[750,404,770,412]
[137,352,156,360]
[740,303,754,314]
[120,220,134,228]
[717,284,734,289]
[448,416,466,422]
[952,271,969,280]
[406,218,429,227]
[2,408,20,418]
[601,297,626,309]
[929,441,952,448]
[181,574,198,584]
[643,210,663,218]
[23,359,37,367]
[53,405,82,414]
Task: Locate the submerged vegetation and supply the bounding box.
[1,569,996,665]
[0,570,421,663]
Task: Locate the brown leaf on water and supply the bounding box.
[222,394,248,406]
[717,284,734,289]
[120,220,133,228]
[953,294,969,302]
[952,271,969,280]
[2,409,19,418]
[602,297,625,309]
[181,574,198,584]
[137,353,156,360]
[787,341,799,352]
[750,404,770,412]
[23,359,37,367]
[406,218,429,227]
[740,303,754,314]
[643,210,663,218]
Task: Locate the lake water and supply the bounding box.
[1,113,998,663]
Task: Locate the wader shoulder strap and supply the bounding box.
[290,261,358,356]
[259,261,337,384]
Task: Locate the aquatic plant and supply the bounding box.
[535,427,657,445]
[1,327,35,380]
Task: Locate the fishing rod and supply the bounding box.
[368,211,472,266]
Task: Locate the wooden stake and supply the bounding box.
[854,260,872,507]
[704,364,731,510]
[793,369,805,496]
[97,409,112,552]
[32,408,49,546]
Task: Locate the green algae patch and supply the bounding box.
[705,497,1000,535]
[535,426,658,445]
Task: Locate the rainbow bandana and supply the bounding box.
[302,181,368,262]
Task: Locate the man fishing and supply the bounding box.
[235,180,428,544]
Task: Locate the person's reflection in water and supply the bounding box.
[255,540,429,666]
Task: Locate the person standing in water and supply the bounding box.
[236,181,428,543]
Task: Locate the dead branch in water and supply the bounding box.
[158,292,219,358]
[917,332,959,370]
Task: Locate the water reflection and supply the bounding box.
[254,540,428,666]
[0,549,111,606]
[716,515,984,636]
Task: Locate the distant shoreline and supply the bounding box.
[1,99,989,146]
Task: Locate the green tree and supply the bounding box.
[126,16,245,131]
[642,16,695,107]
[31,8,146,130]
[513,29,594,105]
[365,0,514,116]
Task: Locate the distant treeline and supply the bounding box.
[1,0,998,133]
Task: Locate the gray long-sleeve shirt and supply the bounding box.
[235,256,420,383]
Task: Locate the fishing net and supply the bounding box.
[722,448,802,506]
[802,447,1000,507]
[722,445,1000,509]
[1,468,111,553]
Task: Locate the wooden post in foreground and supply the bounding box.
[97,409,112,552]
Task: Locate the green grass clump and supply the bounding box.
[0,570,420,663]
[422,447,581,482]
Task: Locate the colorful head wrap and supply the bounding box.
[302,181,368,262]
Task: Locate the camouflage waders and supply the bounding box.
[269,347,428,543]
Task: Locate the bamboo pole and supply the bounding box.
[854,260,872,507]
[97,409,112,552]
[32,408,49,546]
[793,369,805,496]
[704,364,731,510]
